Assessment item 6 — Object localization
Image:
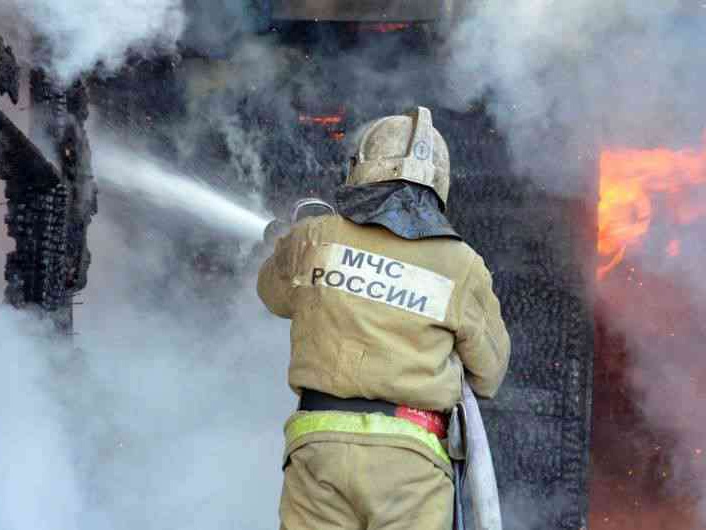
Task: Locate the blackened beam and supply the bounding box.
[0,109,62,188]
[1,108,70,315]
[0,35,20,105]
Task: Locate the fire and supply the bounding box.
[298,114,343,126]
[357,23,411,33]
[297,107,346,141]
[597,138,706,279]
[666,239,680,258]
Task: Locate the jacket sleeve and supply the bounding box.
[454,254,511,398]
[257,234,295,319]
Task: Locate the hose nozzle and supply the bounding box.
[263,197,336,245]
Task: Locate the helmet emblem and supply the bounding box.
[413,140,431,161]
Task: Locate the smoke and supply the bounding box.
[0,309,84,530]
[174,39,286,199]
[445,1,706,523]
[0,0,185,83]
[3,0,706,526]
[597,255,706,523]
[446,1,706,193]
[0,142,295,529]
[180,0,264,56]
[1,174,81,527]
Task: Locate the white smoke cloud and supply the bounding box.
[446,0,706,193]
[180,0,261,56]
[172,43,282,204]
[0,151,295,530]
[0,308,84,530]
[0,0,185,83]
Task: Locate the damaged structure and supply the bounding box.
[1,36,19,105]
[0,36,96,333]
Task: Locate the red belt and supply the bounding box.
[394,405,448,438]
[299,389,448,438]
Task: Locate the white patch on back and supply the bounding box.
[307,243,454,322]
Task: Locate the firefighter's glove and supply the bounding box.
[264,219,289,246]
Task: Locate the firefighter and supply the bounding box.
[258,107,511,530]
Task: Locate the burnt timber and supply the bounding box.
[445,138,595,529]
[0,37,96,333]
[0,35,19,104]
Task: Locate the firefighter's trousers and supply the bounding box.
[279,441,453,530]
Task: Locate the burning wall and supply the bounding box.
[598,140,706,279]
[591,138,706,529]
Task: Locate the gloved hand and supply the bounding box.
[263,198,335,245]
[263,219,289,245]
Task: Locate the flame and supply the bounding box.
[666,239,681,258]
[357,23,410,33]
[298,114,343,126]
[597,138,706,279]
[297,107,346,141]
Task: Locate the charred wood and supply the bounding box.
[0,68,96,332]
[1,109,68,312]
[445,125,595,529]
[0,110,61,188]
[28,70,97,332]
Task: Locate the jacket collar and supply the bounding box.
[335,182,461,241]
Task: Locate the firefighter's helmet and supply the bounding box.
[345,107,450,210]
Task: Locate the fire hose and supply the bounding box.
[449,374,503,530]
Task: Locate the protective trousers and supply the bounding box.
[279,442,453,530]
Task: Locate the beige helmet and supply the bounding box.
[345,107,450,210]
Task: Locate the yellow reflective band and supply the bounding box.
[285,412,450,465]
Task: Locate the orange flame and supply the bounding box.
[298,114,343,126]
[597,138,706,279]
[357,23,410,33]
[298,107,346,141]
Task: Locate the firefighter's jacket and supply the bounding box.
[258,214,510,473]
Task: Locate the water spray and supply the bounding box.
[92,139,272,241]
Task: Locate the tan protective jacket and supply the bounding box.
[258,214,511,411]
